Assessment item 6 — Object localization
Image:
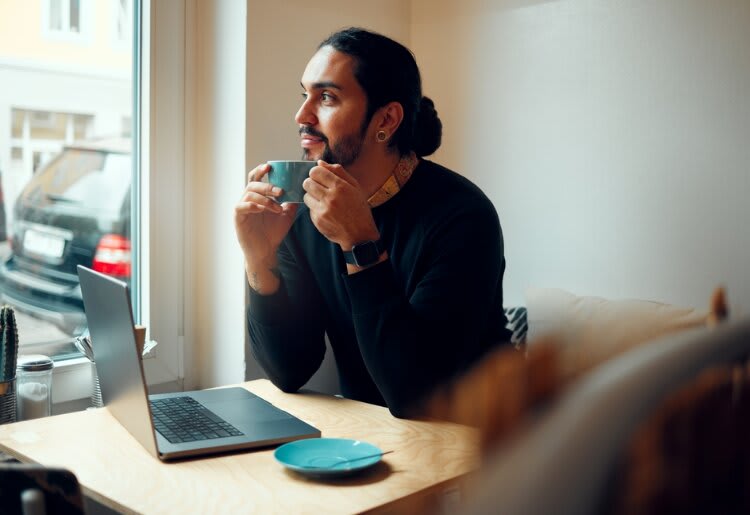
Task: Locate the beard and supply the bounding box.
[300,122,368,167]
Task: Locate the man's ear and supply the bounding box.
[374,101,404,137]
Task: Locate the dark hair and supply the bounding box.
[318,27,442,157]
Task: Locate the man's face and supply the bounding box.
[296,46,370,167]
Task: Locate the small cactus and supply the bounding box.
[0,305,19,382]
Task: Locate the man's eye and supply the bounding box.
[301,92,308,100]
[321,93,334,102]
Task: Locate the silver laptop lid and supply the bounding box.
[77,265,159,458]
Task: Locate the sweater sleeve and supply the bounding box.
[343,203,506,418]
[246,238,327,393]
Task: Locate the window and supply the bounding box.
[121,116,132,138]
[3,0,201,406]
[115,0,133,45]
[10,109,95,175]
[0,2,134,363]
[43,0,90,42]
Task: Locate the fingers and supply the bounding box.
[247,181,282,199]
[237,182,284,214]
[302,191,319,212]
[307,164,339,189]
[235,194,283,215]
[314,160,358,187]
[304,160,369,209]
[247,163,271,184]
[241,163,284,209]
[305,162,359,202]
[303,174,327,200]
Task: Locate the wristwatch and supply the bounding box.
[343,239,385,267]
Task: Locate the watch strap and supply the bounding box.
[343,239,385,267]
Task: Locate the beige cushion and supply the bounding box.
[525,288,709,374]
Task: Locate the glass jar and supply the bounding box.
[16,354,54,420]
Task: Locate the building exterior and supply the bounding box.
[0,0,132,229]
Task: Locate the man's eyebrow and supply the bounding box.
[301,81,343,91]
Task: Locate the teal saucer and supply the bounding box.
[274,438,383,477]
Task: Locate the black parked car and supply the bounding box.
[0,139,132,336]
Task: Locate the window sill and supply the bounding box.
[50,349,176,415]
[51,356,93,405]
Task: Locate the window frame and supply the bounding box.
[138,0,187,390]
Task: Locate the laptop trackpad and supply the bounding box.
[188,388,293,424]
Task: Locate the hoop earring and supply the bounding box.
[376,130,388,142]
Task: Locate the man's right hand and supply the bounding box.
[234,163,298,294]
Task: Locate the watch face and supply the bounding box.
[352,241,380,266]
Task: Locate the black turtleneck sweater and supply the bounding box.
[247,159,511,418]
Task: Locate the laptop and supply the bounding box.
[77,265,320,461]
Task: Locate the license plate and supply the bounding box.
[23,229,66,259]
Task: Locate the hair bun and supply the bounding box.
[413,96,442,157]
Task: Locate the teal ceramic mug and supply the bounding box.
[267,160,315,203]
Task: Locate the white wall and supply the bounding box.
[186,0,248,388]
[411,0,750,313]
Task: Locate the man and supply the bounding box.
[235,27,511,418]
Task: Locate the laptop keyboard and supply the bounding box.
[149,396,244,444]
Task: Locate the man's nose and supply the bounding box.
[295,99,317,126]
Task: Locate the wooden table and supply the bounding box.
[0,379,478,514]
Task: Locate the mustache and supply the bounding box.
[299,126,328,142]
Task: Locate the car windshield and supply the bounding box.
[33,148,130,212]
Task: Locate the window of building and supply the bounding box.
[115,0,133,45]
[10,109,95,176]
[43,0,90,42]
[49,0,80,32]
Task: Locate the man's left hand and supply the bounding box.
[303,161,379,250]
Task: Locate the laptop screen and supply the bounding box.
[77,265,159,457]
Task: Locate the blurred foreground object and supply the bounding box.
[0,464,84,514]
[421,287,730,453]
[606,361,750,514]
[417,286,747,515]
